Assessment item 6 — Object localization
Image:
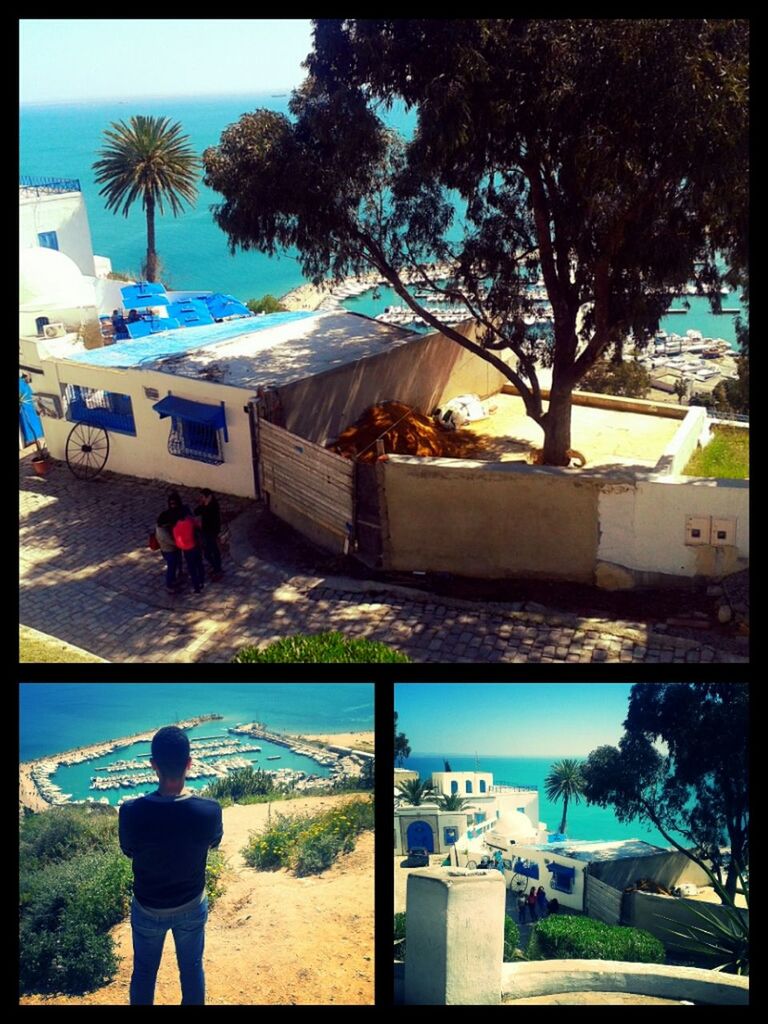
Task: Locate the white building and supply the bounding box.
[394,769,548,857]
[19,176,126,338]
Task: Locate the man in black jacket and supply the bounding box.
[119,726,223,1005]
[195,488,223,579]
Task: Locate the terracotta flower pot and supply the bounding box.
[32,455,52,477]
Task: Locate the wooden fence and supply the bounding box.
[258,418,355,544]
[585,874,623,926]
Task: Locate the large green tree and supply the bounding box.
[544,758,585,834]
[94,115,200,283]
[203,18,748,465]
[582,683,748,901]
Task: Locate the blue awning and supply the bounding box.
[152,395,226,433]
[546,863,576,880]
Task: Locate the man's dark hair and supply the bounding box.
[167,490,182,508]
[200,488,213,498]
[151,726,191,777]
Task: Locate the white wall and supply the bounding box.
[37,356,258,498]
[20,191,96,277]
[431,772,494,797]
[598,474,749,578]
[503,847,586,912]
[654,406,710,475]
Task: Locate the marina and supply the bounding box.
[20,715,373,810]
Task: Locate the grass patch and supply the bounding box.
[233,631,409,663]
[242,796,374,875]
[683,427,749,479]
[20,627,104,663]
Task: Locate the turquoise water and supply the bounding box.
[19,683,374,761]
[404,754,686,849]
[20,94,743,344]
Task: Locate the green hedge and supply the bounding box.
[233,632,410,663]
[527,914,665,963]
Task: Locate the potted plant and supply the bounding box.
[19,387,53,476]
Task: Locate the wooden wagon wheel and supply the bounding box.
[65,422,110,480]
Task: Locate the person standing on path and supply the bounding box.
[155,508,181,593]
[536,885,548,919]
[172,500,205,593]
[119,727,223,1005]
[194,488,222,579]
[517,891,527,924]
[527,885,538,922]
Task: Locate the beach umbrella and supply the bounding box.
[121,282,170,308]
[204,293,252,320]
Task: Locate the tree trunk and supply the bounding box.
[559,794,569,835]
[541,384,574,466]
[145,197,157,283]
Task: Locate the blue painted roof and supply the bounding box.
[65,311,318,369]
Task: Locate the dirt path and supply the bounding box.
[20,795,374,1006]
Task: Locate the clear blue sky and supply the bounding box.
[395,683,638,757]
[20,19,314,104]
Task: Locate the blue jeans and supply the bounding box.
[161,550,181,589]
[130,894,208,1005]
[201,533,222,574]
[183,547,205,591]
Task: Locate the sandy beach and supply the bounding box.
[279,281,334,311]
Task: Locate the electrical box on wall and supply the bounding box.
[685,515,711,546]
[711,518,737,547]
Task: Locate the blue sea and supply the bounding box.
[20,683,373,804]
[20,94,743,345]
[404,754,686,850]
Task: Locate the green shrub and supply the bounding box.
[394,911,407,961]
[205,849,226,908]
[20,804,118,867]
[242,797,374,875]
[246,294,287,314]
[19,919,118,996]
[527,914,665,964]
[232,632,410,663]
[202,766,274,802]
[503,915,521,961]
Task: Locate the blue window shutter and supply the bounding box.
[38,231,59,250]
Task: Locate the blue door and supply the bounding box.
[407,820,434,852]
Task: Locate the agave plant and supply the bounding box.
[659,863,749,975]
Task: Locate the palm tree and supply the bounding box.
[93,115,200,282]
[544,758,585,835]
[438,793,467,811]
[396,778,435,806]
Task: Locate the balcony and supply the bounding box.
[20,175,81,196]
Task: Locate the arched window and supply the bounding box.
[451,781,458,794]
[465,780,473,793]
[479,779,487,793]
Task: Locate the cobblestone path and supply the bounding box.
[19,459,747,664]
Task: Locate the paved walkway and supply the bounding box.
[19,458,748,664]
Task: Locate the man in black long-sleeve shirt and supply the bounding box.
[119,726,223,1005]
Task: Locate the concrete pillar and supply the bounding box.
[404,867,505,1005]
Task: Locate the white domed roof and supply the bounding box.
[19,246,95,308]
[492,810,536,841]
